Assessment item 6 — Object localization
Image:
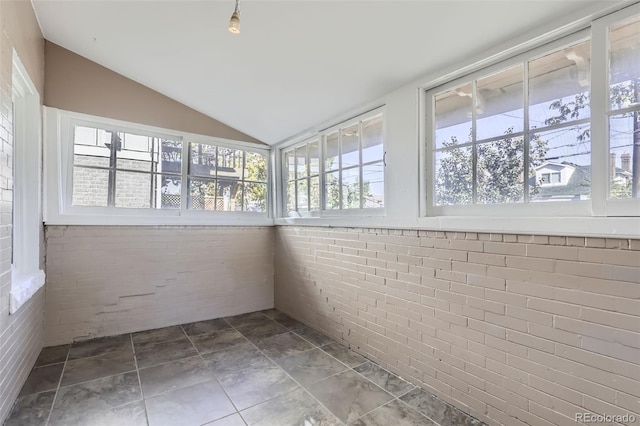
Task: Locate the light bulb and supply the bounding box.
[228,11,240,34]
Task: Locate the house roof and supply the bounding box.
[31,0,606,145]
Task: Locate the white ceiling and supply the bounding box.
[33,0,604,145]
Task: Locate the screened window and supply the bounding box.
[431,39,592,206]
[188,143,267,212]
[72,126,182,209]
[427,7,640,217]
[283,109,385,216]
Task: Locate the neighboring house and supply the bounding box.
[530,154,632,201]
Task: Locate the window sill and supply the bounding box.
[10,269,45,314]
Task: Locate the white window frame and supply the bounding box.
[279,107,386,218]
[11,51,45,314]
[44,107,272,226]
[421,4,640,219]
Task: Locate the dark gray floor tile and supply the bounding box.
[190,329,247,354]
[34,345,69,367]
[225,312,271,327]
[145,379,235,426]
[236,320,288,341]
[276,348,348,387]
[49,372,142,425]
[202,341,273,376]
[265,311,304,329]
[68,335,132,360]
[205,413,246,426]
[218,364,299,410]
[19,363,64,396]
[4,390,55,426]
[354,361,415,396]
[400,388,486,426]
[253,332,314,360]
[182,318,231,336]
[61,348,136,387]
[241,388,340,426]
[49,400,148,426]
[135,337,198,369]
[291,324,335,346]
[307,370,394,423]
[132,326,185,346]
[139,355,217,398]
[350,399,436,426]
[321,342,367,367]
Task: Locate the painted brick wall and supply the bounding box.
[0,1,46,424]
[275,226,640,426]
[44,225,274,346]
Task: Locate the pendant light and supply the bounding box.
[228,0,240,34]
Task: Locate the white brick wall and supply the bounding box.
[275,226,640,426]
[0,1,46,422]
[44,225,274,345]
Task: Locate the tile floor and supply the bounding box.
[4,309,485,426]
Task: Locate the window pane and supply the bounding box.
[325,132,339,171]
[244,183,267,212]
[159,175,181,209]
[297,179,308,211]
[74,155,110,168]
[245,151,267,183]
[296,145,307,179]
[216,180,242,211]
[362,162,384,208]
[115,171,151,208]
[309,140,320,176]
[74,126,98,146]
[609,112,637,199]
[529,41,591,129]
[435,83,472,149]
[116,133,159,172]
[190,143,216,177]
[342,167,360,209]
[72,167,109,207]
[189,178,216,210]
[286,181,296,214]
[309,176,320,210]
[529,124,591,202]
[476,65,524,140]
[435,147,472,206]
[362,115,384,162]
[477,138,524,204]
[609,15,640,111]
[217,148,243,180]
[324,171,340,209]
[284,150,295,182]
[160,140,183,174]
[341,123,360,169]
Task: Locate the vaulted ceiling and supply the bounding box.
[33,0,606,144]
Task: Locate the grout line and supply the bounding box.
[129,334,150,426]
[43,345,71,426]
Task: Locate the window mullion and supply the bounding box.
[591,16,609,216]
[472,80,478,204]
[524,61,531,203]
[359,120,364,209]
[181,139,189,213]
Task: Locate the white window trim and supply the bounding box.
[421,5,640,220]
[11,51,45,314]
[278,106,386,218]
[44,107,273,226]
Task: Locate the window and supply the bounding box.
[11,51,44,313]
[44,109,270,225]
[283,109,385,217]
[425,6,639,216]
[188,143,267,212]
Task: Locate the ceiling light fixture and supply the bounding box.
[228,0,240,34]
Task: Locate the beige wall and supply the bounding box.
[275,226,640,426]
[44,226,274,346]
[0,0,45,423]
[44,41,263,144]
